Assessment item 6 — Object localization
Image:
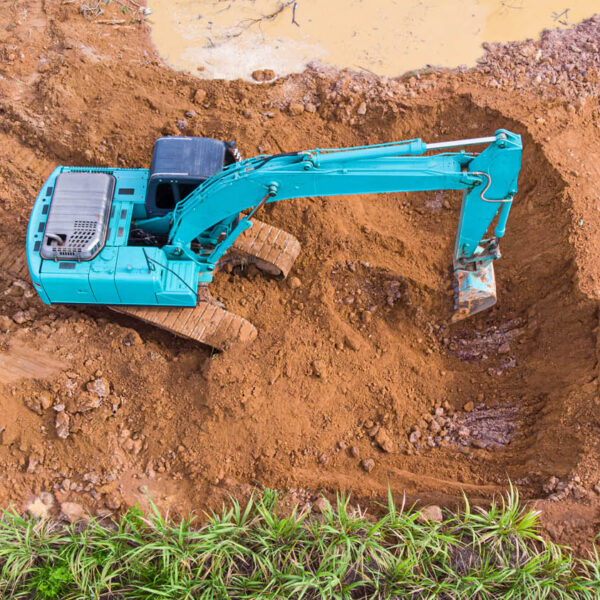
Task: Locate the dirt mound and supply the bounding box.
[1,1,600,553]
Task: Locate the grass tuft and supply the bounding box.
[1,489,599,599]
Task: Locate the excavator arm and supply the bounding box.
[161,129,521,320]
[26,129,521,349]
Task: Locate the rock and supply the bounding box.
[0,315,13,330]
[463,401,474,412]
[336,440,347,450]
[105,494,121,510]
[176,118,188,131]
[375,428,394,453]
[55,411,70,439]
[288,102,305,116]
[361,458,375,472]
[312,497,329,513]
[304,102,317,113]
[349,445,360,458]
[409,429,421,443]
[184,110,197,118]
[60,501,85,523]
[251,70,265,81]
[288,276,302,290]
[68,391,101,413]
[39,392,53,410]
[434,407,444,417]
[27,493,54,519]
[12,310,32,324]
[343,335,359,351]
[86,377,110,398]
[357,101,367,115]
[192,88,207,103]
[429,420,441,434]
[418,505,443,523]
[543,476,560,494]
[360,310,372,324]
[24,396,42,415]
[263,69,276,80]
[311,359,327,378]
[471,439,487,449]
[318,452,328,465]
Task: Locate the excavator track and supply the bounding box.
[5,219,300,350]
[110,303,257,351]
[224,218,301,277]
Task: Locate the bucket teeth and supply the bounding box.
[451,261,497,323]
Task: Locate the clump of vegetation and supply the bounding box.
[1,488,599,599]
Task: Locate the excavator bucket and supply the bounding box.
[451,261,497,323]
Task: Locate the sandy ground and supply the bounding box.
[1,1,600,554]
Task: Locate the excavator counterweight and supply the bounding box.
[26,131,522,349]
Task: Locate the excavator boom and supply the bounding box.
[26,130,522,349]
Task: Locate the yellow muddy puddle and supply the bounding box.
[146,0,597,80]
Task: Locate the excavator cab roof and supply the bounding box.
[149,136,228,181]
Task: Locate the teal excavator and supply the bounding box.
[26,130,522,349]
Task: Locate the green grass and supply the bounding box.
[1,488,599,599]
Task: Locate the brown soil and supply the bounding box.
[2,1,600,554]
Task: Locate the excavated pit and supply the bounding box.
[201,99,597,506]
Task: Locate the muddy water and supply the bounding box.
[146,0,596,80]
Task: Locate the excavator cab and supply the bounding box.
[145,137,238,218]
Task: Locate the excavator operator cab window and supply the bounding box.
[178,182,199,200]
[155,181,201,211]
[155,182,175,210]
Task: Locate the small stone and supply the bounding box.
[356,101,367,115]
[263,69,276,80]
[289,276,302,289]
[27,494,54,519]
[251,70,266,81]
[55,411,70,439]
[418,505,443,523]
[471,439,487,449]
[12,310,31,324]
[343,335,359,351]
[318,452,328,465]
[312,497,329,513]
[463,401,474,412]
[69,391,101,413]
[86,377,110,398]
[39,392,53,410]
[336,440,347,450]
[176,118,188,131]
[349,445,360,458]
[361,458,375,472]
[409,429,421,443]
[193,88,207,103]
[429,420,441,434]
[312,359,327,378]
[593,484,600,495]
[184,110,197,118]
[304,102,316,113]
[288,102,305,116]
[434,407,444,417]
[24,397,42,415]
[105,494,121,510]
[60,502,85,523]
[360,310,372,324]
[375,428,394,453]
